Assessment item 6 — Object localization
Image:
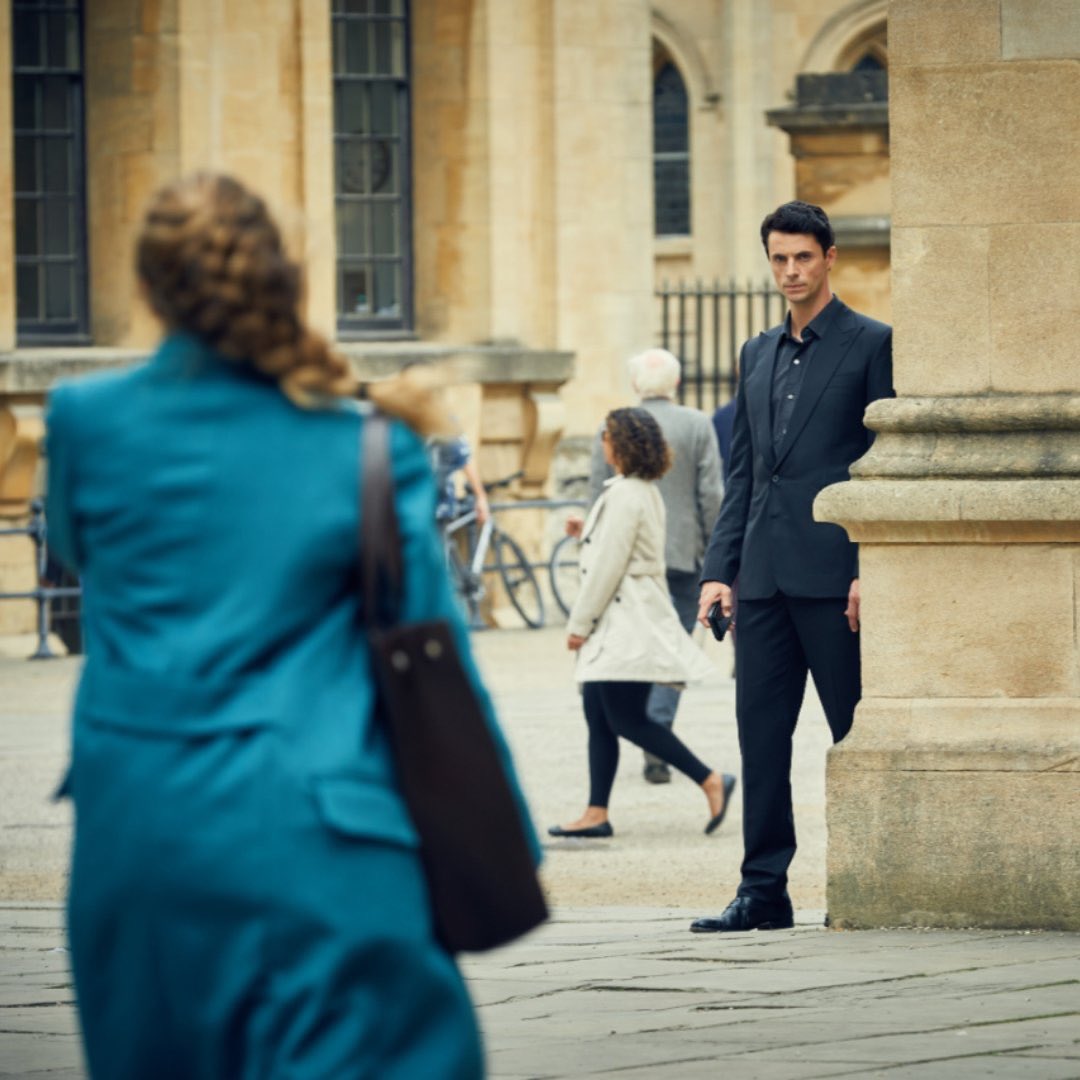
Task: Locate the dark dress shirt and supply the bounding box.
[771,297,840,448]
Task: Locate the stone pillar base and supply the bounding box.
[817,394,1080,931]
[828,699,1079,930]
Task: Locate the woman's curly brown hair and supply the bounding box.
[605,407,672,481]
[135,172,447,431]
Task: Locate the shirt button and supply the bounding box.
[787,393,795,400]
[794,359,800,365]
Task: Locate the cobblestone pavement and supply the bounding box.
[1,628,1078,1078]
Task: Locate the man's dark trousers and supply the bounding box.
[734,593,860,901]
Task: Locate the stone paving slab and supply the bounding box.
[2,630,1079,1077]
[1,905,1077,1078]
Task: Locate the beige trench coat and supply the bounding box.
[568,475,715,686]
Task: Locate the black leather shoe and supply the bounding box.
[643,762,671,784]
[690,895,794,933]
[547,821,614,838]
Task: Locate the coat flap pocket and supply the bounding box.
[311,775,420,850]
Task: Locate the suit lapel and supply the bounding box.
[745,327,783,470]
[774,303,860,468]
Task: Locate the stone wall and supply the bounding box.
[818,0,1080,930]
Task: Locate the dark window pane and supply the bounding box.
[42,76,71,130]
[852,52,884,73]
[337,141,370,194]
[342,266,370,314]
[343,0,370,12]
[372,263,400,317]
[335,81,368,135]
[14,77,38,130]
[654,159,690,235]
[653,63,689,154]
[43,139,71,193]
[45,263,75,320]
[338,202,368,256]
[14,12,42,68]
[345,20,371,74]
[14,137,40,193]
[15,199,40,255]
[372,204,398,256]
[16,265,40,321]
[44,199,72,256]
[46,13,79,70]
[372,22,405,76]
[371,140,396,194]
[370,82,396,135]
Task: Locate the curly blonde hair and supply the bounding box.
[135,172,445,431]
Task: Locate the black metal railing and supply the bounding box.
[0,500,82,659]
[657,279,784,413]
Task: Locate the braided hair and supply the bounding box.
[605,406,672,481]
[135,172,446,431]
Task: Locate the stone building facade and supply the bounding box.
[0,0,892,630]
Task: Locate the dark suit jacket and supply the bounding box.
[711,399,736,482]
[701,298,893,599]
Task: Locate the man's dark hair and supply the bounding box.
[760,201,835,256]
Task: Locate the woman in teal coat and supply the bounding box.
[46,173,537,1079]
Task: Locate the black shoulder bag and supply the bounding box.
[359,414,548,953]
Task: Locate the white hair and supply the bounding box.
[628,348,681,399]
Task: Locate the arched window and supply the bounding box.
[653,60,690,237]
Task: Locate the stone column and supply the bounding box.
[817,0,1080,930]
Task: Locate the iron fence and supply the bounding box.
[657,279,785,413]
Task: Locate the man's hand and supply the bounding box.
[698,581,732,627]
[567,633,586,651]
[474,491,491,526]
[844,578,860,633]
[565,515,584,539]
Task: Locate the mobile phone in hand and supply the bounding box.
[707,601,733,642]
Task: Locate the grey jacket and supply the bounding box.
[588,397,723,575]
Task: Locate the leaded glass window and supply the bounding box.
[332,0,412,334]
[12,0,89,343]
[653,61,690,237]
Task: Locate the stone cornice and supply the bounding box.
[766,101,888,133]
[865,394,1080,432]
[0,343,576,401]
[817,394,1080,541]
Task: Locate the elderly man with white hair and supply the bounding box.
[567,348,726,785]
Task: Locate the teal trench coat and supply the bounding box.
[45,333,539,1079]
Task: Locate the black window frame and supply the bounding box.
[331,0,414,338]
[653,59,691,238]
[11,0,91,345]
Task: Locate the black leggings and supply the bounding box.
[583,681,712,808]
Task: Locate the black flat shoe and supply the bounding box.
[704,773,738,835]
[690,895,794,933]
[547,822,614,838]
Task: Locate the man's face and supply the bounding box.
[766,231,836,309]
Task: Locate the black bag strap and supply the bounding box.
[360,413,403,632]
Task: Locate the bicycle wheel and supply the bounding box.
[548,534,580,619]
[447,536,484,627]
[493,531,545,629]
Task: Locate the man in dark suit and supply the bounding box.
[691,201,893,933]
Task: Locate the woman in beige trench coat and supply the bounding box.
[549,408,737,839]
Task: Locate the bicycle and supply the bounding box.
[441,473,545,630]
[547,532,580,619]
